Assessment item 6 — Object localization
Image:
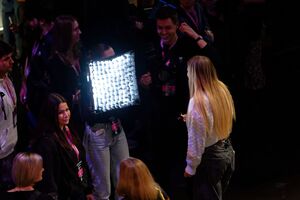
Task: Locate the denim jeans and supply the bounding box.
[83,123,129,200]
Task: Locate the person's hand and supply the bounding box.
[181,113,187,122]
[135,21,144,30]
[140,72,152,88]
[86,194,95,200]
[177,113,187,122]
[184,171,193,178]
[178,22,198,39]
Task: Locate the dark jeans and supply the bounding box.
[0,151,16,191]
[189,139,235,200]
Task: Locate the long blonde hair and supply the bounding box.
[116,157,161,200]
[187,56,235,139]
[11,152,43,187]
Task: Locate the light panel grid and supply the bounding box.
[87,51,140,112]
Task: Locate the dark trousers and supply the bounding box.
[189,139,235,200]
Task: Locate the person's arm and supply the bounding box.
[184,100,206,177]
[179,22,208,48]
[179,22,223,77]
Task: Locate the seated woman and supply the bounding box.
[3,152,52,200]
[116,157,169,200]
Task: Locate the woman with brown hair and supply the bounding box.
[47,15,83,137]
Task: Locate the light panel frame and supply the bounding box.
[87,51,140,113]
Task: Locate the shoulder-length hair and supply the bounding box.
[11,152,43,187]
[116,157,161,200]
[187,55,236,139]
[36,93,80,149]
[52,15,79,56]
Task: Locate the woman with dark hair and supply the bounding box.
[47,15,83,137]
[33,93,94,200]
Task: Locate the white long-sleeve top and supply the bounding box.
[185,96,219,175]
[0,75,17,159]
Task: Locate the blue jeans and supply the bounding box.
[83,123,129,200]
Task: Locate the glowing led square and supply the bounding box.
[87,51,140,112]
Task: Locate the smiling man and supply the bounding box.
[138,5,221,198]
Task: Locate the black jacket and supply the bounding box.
[33,130,93,200]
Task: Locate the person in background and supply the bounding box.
[2,152,53,200]
[2,0,15,45]
[184,55,235,200]
[0,40,17,192]
[33,93,94,200]
[116,157,169,200]
[47,15,84,138]
[176,0,214,43]
[19,6,55,147]
[1,0,24,60]
[82,43,129,200]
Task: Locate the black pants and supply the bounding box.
[189,139,235,200]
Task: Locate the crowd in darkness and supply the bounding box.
[1,0,300,199]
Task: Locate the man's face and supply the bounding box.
[0,53,14,76]
[156,18,178,45]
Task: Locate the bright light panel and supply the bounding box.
[87,51,140,112]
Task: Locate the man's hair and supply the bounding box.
[155,5,179,24]
[0,40,13,58]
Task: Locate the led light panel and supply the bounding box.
[87,51,140,112]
